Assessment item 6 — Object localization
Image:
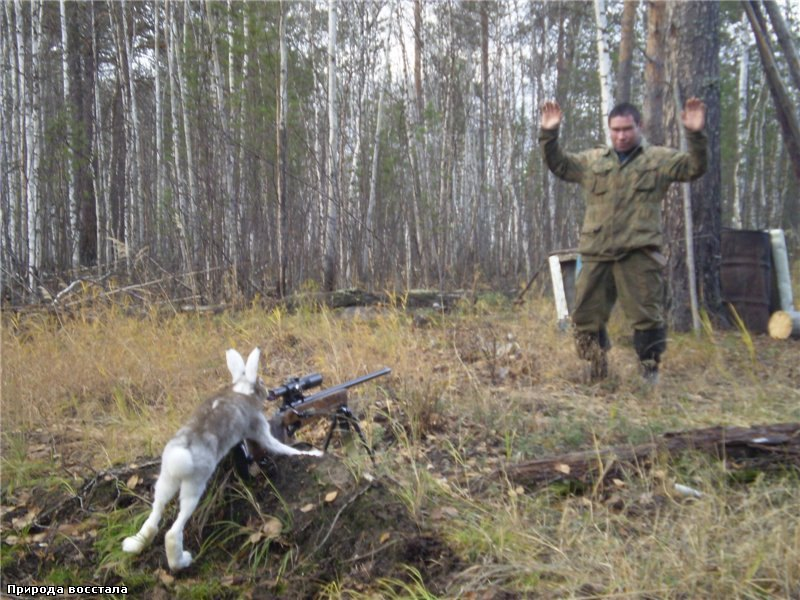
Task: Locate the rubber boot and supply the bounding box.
[633,328,666,385]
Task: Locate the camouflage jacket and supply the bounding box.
[539,127,708,260]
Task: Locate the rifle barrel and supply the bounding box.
[300,367,391,404]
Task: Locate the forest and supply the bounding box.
[2,2,800,597]
[2,0,799,320]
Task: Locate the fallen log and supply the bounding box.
[477,423,800,492]
[284,288,516,311]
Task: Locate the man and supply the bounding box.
[539,98,708,383]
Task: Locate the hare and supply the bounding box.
[122,348,322,571]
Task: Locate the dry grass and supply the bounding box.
[2,290,799,597]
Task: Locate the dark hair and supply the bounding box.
[608,103,641,125]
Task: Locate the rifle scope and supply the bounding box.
[269,373,323,400]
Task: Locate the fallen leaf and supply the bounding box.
[158,569,175,585]
[248,531,263,544]
[57,523,81,536]
[299,503,315,513]
[126,474,140,489]
[324,491,338,503]
[261,518,282,538]
[554,463,571,475]
[379,532,391,544]
[612,478,626,488]
[441,506,459,517]
[12,509,40,530]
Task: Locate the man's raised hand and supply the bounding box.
[540,101,563,130]
[681,97,706,132]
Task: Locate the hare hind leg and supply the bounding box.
[164,477,207,571]
[122,471,180,554]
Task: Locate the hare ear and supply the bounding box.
[244,348,261,383]
[226,349,245,383]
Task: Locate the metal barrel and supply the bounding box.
[720,229,772,334]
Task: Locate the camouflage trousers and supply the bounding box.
[571,249,665,333]
[572,250,667,379]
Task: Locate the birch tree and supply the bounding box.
[90,1,105,266]
[23,0,44,292]
[277,0,289,296]
[153,0,165,245]
[593,0,613,144]
[362,3,395,285]
[166,0,193,285]
[323,0,339,291]
[0,1,796,303]
[60,0,78,268]
[732,9,750,229]
[2,1,21,285]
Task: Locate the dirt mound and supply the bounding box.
[1,451,460,598]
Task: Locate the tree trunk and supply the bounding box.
[477,3,489,265]
[593,0,613,144]
[732,10,750,229]
[413,0,423,121]
[166,0,194,291]
[24,0,44,292]
[362,5,394,287]
[179,1,198,256]
[3,1,22,283]
[60,0,79,269]
[90,1,105,267]
[643,0,666,145]
[323,0,339,291]
[154,0,164,245]
[663,0,722,331]
[616,0,637,104]
[744,0,800,184]
[277,0,289,297]
[761,0,800,94]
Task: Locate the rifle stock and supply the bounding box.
[278,389,349,430]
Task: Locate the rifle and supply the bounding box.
[234,367,391,475]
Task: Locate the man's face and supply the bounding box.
[609,114,642,153]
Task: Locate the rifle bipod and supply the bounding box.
[322,405,375,461]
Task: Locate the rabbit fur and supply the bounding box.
[122,348,322,571]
